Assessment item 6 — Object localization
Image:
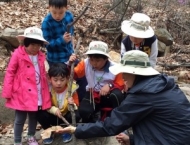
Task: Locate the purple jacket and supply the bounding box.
[1,46,51,111]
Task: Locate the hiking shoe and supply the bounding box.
[43,137,53,144]
[27,136,38,145]
[62,133,72,143]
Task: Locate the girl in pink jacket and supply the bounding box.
[1,27,51,145]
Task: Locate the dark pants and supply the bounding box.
[48,61,87,102]
[78,89,124,123]
[14,110,37,143]
[36,110,81,129]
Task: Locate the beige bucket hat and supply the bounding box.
[121,13,154,38]
[17,27,49,44]
[85,41,110,58]
[109,50,159,76]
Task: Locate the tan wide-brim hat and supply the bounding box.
[109,50,159,76]
[85,41,111,58]
[121,13,154,38]
[17,27,49,44]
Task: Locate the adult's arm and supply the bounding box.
[74,94,153,139]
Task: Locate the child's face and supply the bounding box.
[129,36,144,45]
[49,6,67,21]
[89,57,107,71]
[25,43,41,55]
[50,76,68,93]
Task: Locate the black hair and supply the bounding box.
[88,54,108,60]
[23,38,44,47]
[49,0,67,8]
[48,63,70,78]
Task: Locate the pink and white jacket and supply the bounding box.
[1,46,51,111]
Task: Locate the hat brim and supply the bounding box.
[121,20,154,38]
[109,63,160,76]
[85,50,111,58]
[17,35,49,45]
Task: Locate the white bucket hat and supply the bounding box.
[85,41,110,58]
[121,13,154,38]
[17,27,49,44]
[109,50,159,76]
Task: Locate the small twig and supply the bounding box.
[117,0,132,28]
[67,3,91,33]
[100,0,125,20]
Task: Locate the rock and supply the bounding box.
[0,28,24,51]
[155,28,173,46]
[108,51,120,63]
[157,40,171,57]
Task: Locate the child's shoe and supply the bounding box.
[43,137,53,144]
[62,133,72,143]
[27,136,38,145]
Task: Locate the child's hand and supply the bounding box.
[99,84,110,96]
[115,133,130,145]
[68,54,76,64]
[55,109,62,118]
[63,32,72,43]
[68,97,74,104]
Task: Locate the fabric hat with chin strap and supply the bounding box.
[17,27,49,44]
[85,41,110,58]
[109,50,159,76]
[121,13,154,38]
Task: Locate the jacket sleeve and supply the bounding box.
[42,20,66,52]
[47,106,59,115]
[74,60,85,79]
[74,94,153,139]
[149,39,158,68]
[2,52,18,98]
[73,92,79,106]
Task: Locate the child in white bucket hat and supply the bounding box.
[2,27,51,145]
[54,50,190,145]
[121,13,158,67]
[69,40,124,123]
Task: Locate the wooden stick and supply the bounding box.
[66,3,90,126]
[66,4,90,145]
[60,116,70,126]
[67,3,91,33]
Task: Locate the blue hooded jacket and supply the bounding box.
[75,74,190,145]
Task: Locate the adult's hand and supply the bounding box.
[55,125,76,134]
[115,132,130,145]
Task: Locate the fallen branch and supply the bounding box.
[83,0,124,35]
[157,62,190,68]
[168,19,190,33]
